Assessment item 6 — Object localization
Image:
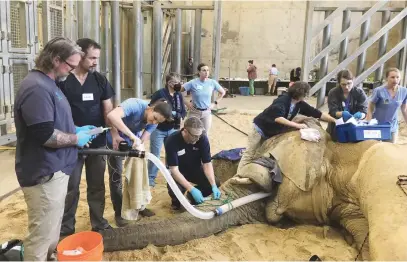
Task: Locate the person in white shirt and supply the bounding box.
[268,64,278,96]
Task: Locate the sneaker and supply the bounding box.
[115,216,130,227]
[139,208,155,217]
[92,225,113,233]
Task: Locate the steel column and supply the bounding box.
[152,0,163,92]
[399,16,407,86]
[212,0,222,81]
[133,0,142,98]
[102,1,110,81]
[42,1,50,43]
[301,0,314,82]
[375,10,391,82]
[64,1,75,40]
[356,11,370,76]
[111,0,121,105]
[339,9,351,62]
[193,9,202,73]
[93,1,100,43]
[174,8,182,75]
[78,1,92,39]
[317,11,332,109]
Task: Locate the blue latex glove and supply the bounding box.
[342,111,352,122]
[75,125,96,134]
[212,185,221,200]
[171,111,177,117]
[189,187,204,204]
[76,131,93,147]
[353,112,363,119]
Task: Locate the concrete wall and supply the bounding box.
[189,0,406,81]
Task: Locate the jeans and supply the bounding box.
[61,152,109,235]
[107,155,124,217]
[148,128,177,186]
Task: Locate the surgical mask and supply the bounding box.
[173,83,182,92]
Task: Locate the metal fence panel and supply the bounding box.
[10,59,29,106]
[6,0,31,54]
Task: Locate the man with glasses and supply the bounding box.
[164,117,221,210]
[58,38,115,236]
[14,37,93,261]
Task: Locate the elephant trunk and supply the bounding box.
[101,209,246,252]
[357,144,407,260]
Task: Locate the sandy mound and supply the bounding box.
[2,112,399,261]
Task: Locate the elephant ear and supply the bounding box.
[258,117,328,191]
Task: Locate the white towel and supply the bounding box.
[300,128,321,143]
[121,150,152,221]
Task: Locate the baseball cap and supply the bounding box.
[184,117,205,136]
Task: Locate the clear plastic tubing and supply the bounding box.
[146,152,271,220]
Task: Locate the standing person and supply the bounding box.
[59,38,115,237]
[148,73,186,187]
[290,67,301,87]
[247,60,257,96]
[184,57,194,82]
[327,69,368,141]
[237,81,336,174]
[267,64,278,96]
[182,63,226,134]
[366,68,407,143]
[106,99,173,226]
[164,117,221,210]
[14,37,93,261]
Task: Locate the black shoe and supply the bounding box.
[139,208,155,217]
[92,225,113,233]
[115,216,130,227]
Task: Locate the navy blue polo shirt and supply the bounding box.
[14,70,77,187]
[59,72,115,148]
[164,130,211,177]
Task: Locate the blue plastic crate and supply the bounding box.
[239,86,250,96]
[336,122,391,143]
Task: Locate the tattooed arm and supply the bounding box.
[27,121,78,148]
[43,129,78,148]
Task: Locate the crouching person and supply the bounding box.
[164,117,221,210]
[237,81,336,174]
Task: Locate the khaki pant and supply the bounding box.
[268,75,278,94]
[22,171,69,261]
[187,107,213,134]
[237,127,264,175]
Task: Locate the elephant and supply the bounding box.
[101,118,407,261]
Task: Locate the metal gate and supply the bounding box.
[0,0,63,145]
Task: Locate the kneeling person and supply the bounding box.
[165,117,221,210]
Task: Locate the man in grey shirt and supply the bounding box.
[14,37,93,261]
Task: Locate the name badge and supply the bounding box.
[82,93,94,101]
[177,149,186,156]
[192,147,199,151]
[342,101,346,107]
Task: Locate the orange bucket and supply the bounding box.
[57,231,104,261]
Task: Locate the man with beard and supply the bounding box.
[14,37,93,261]
[58,38,115,236]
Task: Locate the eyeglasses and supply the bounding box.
[61,58,77,71]
[185,128,204,140]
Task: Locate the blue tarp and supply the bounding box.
[212,148,245,162]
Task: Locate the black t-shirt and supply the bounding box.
[59,72,114,148]
[253,93,322,138]
[14,70,77,187]
[165,130,211,178]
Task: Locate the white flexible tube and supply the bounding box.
[146,152,272,219]
[147,153,215,219]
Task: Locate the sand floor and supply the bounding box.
[0,96,406,260]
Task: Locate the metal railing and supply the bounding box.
[301,0,407,108]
